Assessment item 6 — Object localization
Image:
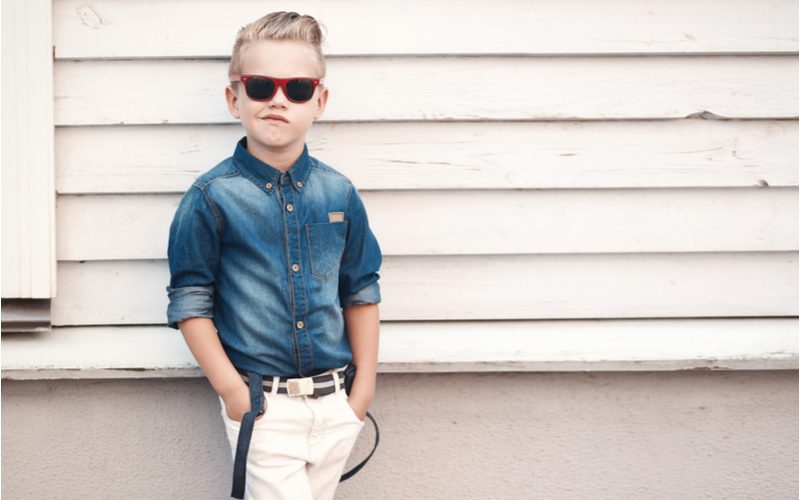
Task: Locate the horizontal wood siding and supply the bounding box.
[53,0,798,57]
[37,0,799,371]
[55,121,799,193]
[56,189,798,260]
[54,57,798,125]
[52,253,797,325]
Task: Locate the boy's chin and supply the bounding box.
[247,133,299,152]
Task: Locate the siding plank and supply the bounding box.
[54,56,799,125]
[51,253,798,325]
[55,120,799,194]
[56,189,799,260]
[53,0,799,59]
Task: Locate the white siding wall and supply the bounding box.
[4,0,798,374]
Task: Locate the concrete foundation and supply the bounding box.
[2,371,797,499]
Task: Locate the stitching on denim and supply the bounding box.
[296,224,311,342]
[285,186,314,375]
[309,163,348,181]
[305,224,327,280]
[193,171,240,190]
[232,157,279,194]
[240,170,278,194]
[277,186,303,372]
[306,221,348,281]
[196,185,225,240]
[342,270,381,307]
[345,181,354,207]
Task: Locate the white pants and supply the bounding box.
[219,372,365,500]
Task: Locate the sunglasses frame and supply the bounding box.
[230,74,321,103]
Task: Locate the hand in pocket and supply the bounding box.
[346,395,366,423]
[224,384,266,422]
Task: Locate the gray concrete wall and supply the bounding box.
[2,371,797,500]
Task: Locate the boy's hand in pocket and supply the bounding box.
[347,394,369,422]
[223,384,266,422]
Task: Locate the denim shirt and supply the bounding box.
[165,137,382,378]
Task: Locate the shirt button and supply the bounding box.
[297,181,303,188]
[286,204,294,212]
[297,321,304,329]
[292,264,299,272]
[265,182,272,189]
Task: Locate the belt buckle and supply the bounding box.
[287,377,315,397]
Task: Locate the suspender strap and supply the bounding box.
[230,371,265,499]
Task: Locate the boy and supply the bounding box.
[165,11,382,500]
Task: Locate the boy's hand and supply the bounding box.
[347,396,369,422]
[223,383,266,423]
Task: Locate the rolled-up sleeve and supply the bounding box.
[165,185,222,329]
[339,184,383,308]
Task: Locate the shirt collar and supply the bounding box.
[233,136,310,195]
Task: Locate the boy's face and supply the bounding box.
[225,39,328,159]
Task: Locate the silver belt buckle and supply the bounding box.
[287,377,315,397]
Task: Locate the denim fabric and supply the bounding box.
[166,137,382,377]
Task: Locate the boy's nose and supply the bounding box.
[270,85,289,105]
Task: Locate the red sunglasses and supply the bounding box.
[230,74,321,103]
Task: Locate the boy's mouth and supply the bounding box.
[263,114,289,123]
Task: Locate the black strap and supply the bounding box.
[230,371,265,499]
[229,365,378,497]
[339,363,379,481]
[339,411,380,481]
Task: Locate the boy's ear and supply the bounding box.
[225,84,241,119]
[313,85,329,120]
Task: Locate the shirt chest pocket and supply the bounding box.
[305,221,348,281]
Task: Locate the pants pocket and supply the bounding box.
[339,391,365,426]
[219,393,271,429]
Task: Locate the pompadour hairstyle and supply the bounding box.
[228,11,327,80]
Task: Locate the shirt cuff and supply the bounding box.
[340,281,381,309]
[166,285,215,329]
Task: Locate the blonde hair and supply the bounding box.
[228,11,327,81]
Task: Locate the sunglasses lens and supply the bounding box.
[286,79,316,102]
[245,77,275,100]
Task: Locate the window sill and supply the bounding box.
[2,318,796,379]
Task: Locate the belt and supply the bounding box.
[230,364,379,499]
[234,367,347,398]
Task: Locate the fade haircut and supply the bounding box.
[228,11,327,82]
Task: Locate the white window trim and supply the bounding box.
[1,0,56,299]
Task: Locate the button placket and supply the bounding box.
[280,179,312,374]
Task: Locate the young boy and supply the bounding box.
[165,11,382,500]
